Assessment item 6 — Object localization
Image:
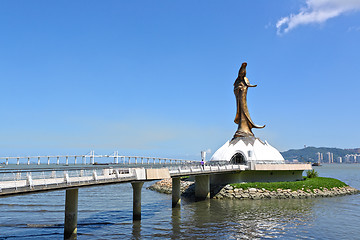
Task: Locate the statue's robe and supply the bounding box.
[234,70,265,138]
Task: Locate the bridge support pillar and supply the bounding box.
[172,177,181,208]
[195,175,210,200]
[64,188,78,240]
[131,181,144,221]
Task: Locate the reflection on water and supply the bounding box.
[132,221,141,240]
[176,198,315,239]
[171,206,181,239]
[0,164,360,239]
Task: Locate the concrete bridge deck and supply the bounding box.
[0,164,249,196]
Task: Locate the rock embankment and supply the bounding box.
[213,185,359,200]
[148,178,194,195]
[148,179,359,200]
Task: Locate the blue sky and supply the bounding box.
[1,0,360,159]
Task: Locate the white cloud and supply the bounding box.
[276,0,360,35]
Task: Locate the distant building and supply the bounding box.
[326,152,331,163]
[326,152,334,163]
[344,154,358,163]
[352,154,360,163]
[316,152,323,163]
[337,156,342,163]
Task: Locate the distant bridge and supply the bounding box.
[0,150,196,166]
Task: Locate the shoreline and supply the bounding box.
[148,178,360,200]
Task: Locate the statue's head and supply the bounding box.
[238,62,247,78]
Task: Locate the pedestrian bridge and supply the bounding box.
[0,152,311,239]
[0,163,247,196]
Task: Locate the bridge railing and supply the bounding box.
[168,164,248,175]
[0,167,138,193]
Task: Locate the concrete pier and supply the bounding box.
[64,188,78,240]
[195,175,210,200]
[131,181,144,221]
[172,177,181,208]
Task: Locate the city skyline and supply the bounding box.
[315,151,360,164]
[1,1,360,159]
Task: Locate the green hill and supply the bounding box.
[281,147,360,163]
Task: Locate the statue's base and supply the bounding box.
[232,130,253,140]
[210,136,285,164]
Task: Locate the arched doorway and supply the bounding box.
[230,152,246,165]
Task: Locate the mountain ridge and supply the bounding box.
[281,147,360,162]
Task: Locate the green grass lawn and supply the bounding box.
[230,177,348,192]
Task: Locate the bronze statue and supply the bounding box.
[233,62,265,138]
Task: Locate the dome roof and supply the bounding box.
[210,136,285,164]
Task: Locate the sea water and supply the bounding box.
[0,164,359,239]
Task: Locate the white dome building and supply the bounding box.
[208,136,312,184]
[210,136,285,165]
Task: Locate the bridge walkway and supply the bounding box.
[0,164,247,196]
